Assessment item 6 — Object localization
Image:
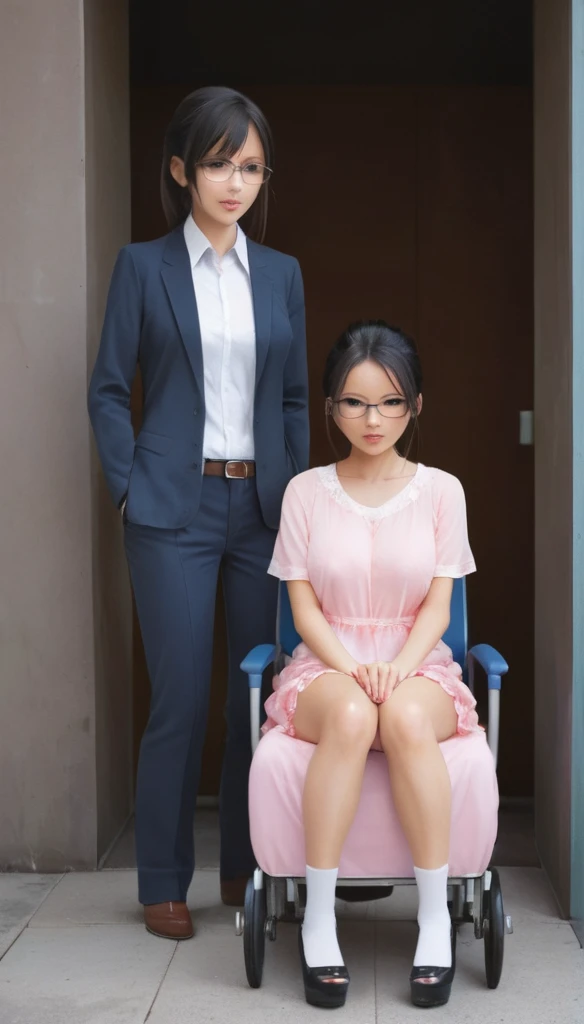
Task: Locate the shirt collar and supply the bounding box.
[183,215,250,274]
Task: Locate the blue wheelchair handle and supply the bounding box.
[241,644,277,688]
[468,644,509,691]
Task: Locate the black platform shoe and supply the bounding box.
[409,927,456,1008]
[298,927,350,1009]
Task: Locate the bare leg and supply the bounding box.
[294,673,378,969]
[294,673,379,867]
[379,677,457,969]
[378,677,456,867]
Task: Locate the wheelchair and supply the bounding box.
[236,577,513,992]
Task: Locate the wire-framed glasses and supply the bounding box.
[196,159,272,185]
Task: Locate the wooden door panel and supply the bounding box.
[416,87,534,794]
[255,85,419,471]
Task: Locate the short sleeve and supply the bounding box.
[268,477,310,581]
[433,472,476,578]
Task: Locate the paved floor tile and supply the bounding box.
[0,925,175,1024]
[147,919,376,1024]
[0,875,62,957]
[29,871,141,928]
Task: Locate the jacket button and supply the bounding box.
[192,462,198,470]
[193,408,198,416]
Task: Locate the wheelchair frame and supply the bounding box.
[236,578,513,991]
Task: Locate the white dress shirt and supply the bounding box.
[183,215,256,461]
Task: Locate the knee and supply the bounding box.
[324,697,378,750]
[380,701,432,749]
[146,695,201,743]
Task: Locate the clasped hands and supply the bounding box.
[352,661,410,704]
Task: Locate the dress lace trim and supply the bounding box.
[316,463,428,520]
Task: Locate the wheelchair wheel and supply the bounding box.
[243,877,266,988]
[483,867,504,989]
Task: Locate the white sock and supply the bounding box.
[413,864,452,968]
[301,865,344,968]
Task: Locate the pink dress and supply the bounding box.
[263,462,480,736]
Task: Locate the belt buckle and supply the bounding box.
[225,460,247,479]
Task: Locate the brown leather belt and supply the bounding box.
[203,460,256,479]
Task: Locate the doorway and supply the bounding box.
[128,4,534,800]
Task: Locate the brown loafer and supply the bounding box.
[220,878,249,907]
[144,901,194,940]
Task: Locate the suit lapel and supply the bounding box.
[161,227,204,394]
[248,241,273,390]
[161,229,274,396]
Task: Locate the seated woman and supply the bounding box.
[262,320,479,1010]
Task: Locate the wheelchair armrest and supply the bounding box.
[467,644,509,689]
[240,644,277,685]
[240,644,277,755]
[467,644,509,769]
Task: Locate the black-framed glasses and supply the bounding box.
[334,397,409,420]
[196,159,272,185]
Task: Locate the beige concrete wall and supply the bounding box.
[533,0,573,915]
[0,0,131,870]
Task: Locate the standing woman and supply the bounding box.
[88,87,309,940]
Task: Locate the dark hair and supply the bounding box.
[160,86,274,241]
[323,320,423,458]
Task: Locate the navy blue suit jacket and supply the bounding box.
[88,225,309,531]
